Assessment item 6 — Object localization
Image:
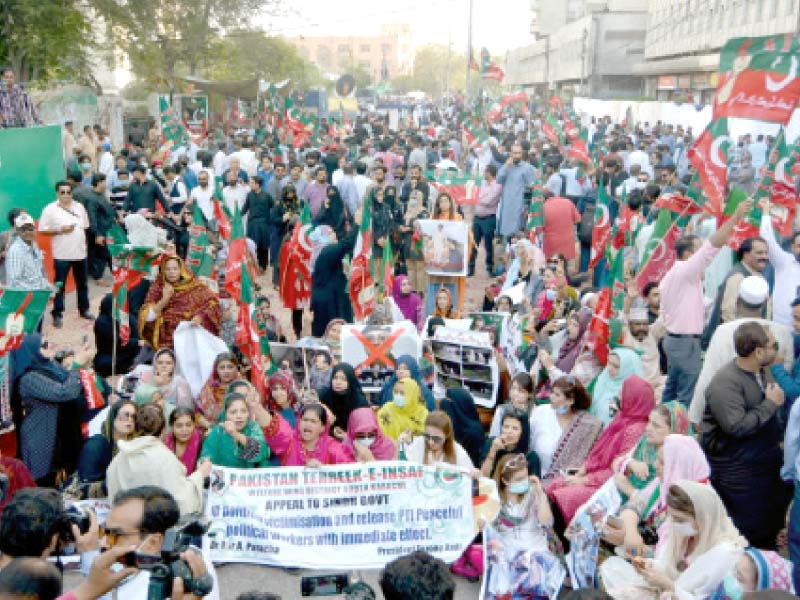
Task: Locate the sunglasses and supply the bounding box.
[423,433,445,445]
[58,189,72,195]
[99,524,142,546]
[17,225,34,231]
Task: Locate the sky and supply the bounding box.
[256,0,534,55]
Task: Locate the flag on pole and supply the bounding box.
[108,245,162,345]
[279,206,314,311]
[224,204,257,300]
[479,47,505,82]
[186,204,215,278]
[235,262,274,395]
[589,185,612,269]
[635,209,680,293]
[350,200,375,321]
[542,111,563,146]
[0,289,52,353]
[687,118,730,217]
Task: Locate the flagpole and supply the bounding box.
[111,293,117,382]
[465,0,473,104]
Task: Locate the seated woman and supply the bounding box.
[133,382,174,425]
[611,402,690,500]
[318,363,368,440]
[0,450,35,512]
[489,373,535,441]
[265,371,301,428]
[377,377,428,442]
[432,287,460,319]
[253,402,353,466]
[70,399,138,499]
[128,348,192,410]
[199,392,270,468]
[484,453,564,600]
[391,275,426,332]
[442,388,485,467]
[536,310,602,392]
[343,407,396,463]
[600,481,751,599]
[480,409,540,478]
[164,407,203,475]
[107,403,212,515]
[139,254,222,350]
[546,375,655,525]
[533,376,602,481]
[321,318,345,361]
[195,352,241,429]
[93,293,139,377]
[602,434,710,557]
[253,295,285,342]
[589,347,644,425]
[377,355,435,410]
[400,410,474,469]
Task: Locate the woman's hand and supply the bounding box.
[190,315,204,327]
[638,562,673,592]
[628,460,650,480]
[397,429,414,445]
[354,444,375,462]
[490,436,507,454]
[153,369,171,387]
[197,458,213,478]
[221,421,238,437]
[623,528,645,558]
[306,458,323,468]
[332,425,346,440]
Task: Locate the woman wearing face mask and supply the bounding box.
[318,363,369,440]
[321,318,345,361]
[533,376,602,481]
[546,375,655,525]
[252,402,353,467]
[164,407,203,475]
[480,410,540,478]
[602,434,710,558]
[344,407,396,463]
[590,347,644,425]
[377,377,428,442]
[377,355,436,410]
[199,392,270,468]
[195,352,241,430]
[483,453,565,600]
[400,411,474,469]
[489,373,535,441]
[600,481,752,599]
[612,402,690,500]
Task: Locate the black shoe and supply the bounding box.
[80,311,96,320]
[53,315,63,328]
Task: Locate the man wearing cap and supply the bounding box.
[38,181,93,328]
[125,165,167,214]
[623,301,666,401]
[5,213,52,293]
[98,142,114,177]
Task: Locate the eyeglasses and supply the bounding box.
[423,433,445,445]
[117,410,136,420]
[17,225,34,231]
[57,189,72,195]
[99,524,142,546]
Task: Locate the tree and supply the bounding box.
[0,0,93,85]
[352,65,373,89]
[407,45,467,96]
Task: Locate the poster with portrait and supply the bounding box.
[431,327,499,408]
[178,94,208,135]
[341,321,421,393]
[269,342,334,395]
[418,219,469,277]
[468,312,510,350]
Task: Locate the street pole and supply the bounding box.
[465,0,473,104]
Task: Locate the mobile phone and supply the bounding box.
[124,376,139,394]
[301,574,349,596]
[120,551,162,569]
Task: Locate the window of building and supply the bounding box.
[359,44,371,52]
[359,60,370,70]
[338,44,349,53]
[381,43,392,54]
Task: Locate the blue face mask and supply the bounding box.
[545,289,557,301]
[507,479,530,495]
[555,405,570,415]
[80,162,91,171]
[393,394,406,408]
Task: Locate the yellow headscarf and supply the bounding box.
[377,377,428,441]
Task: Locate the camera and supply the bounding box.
[523,186,533,201]
[61,505,92,543]
[140,517,214,599]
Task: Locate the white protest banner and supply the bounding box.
[203,462,475,569]
[341,321,421,392]
[418,219,469,277]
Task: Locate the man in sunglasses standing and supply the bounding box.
[38,180,94,328]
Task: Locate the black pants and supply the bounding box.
[292,309,303,338]
[88,238,112,280]
[52,258,90,317]
[470,215,496,271]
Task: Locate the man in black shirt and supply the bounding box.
[124,165,167,214]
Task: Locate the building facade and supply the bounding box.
[288,24,413,83]
[506,0,648,99]
[635,0,800,103]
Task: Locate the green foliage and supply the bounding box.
[0,0,93,84]
[393,44,468,96]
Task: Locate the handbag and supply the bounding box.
[450,543,484,582]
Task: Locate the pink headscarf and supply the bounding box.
[584,375,655,473]
[392,275,422,323]
[344,407,396,461]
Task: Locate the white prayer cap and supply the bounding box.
[738,275,769,306]
[629,306,650,322]
[580,292,597,308]
[14,213,34,228]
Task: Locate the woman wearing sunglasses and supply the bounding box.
[399,411,474,470]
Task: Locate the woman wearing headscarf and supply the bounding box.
[442,388,485,467]
[322,318,345,360]
[426,192,468,314]
[14,334,89,486]
[590,347,644,425]
[314,185,350,237]
[270,183,301,286]
[164,407,203,475]
[501,239,545,299]
[318,363,368,439]
[536,310,602,395]
[391,275,425,331]
[344,407,396,462]
[310,223,357,337]
[195,352,241,430]
[601,481,750,599]
[377,377,428,441]
[377,355,435,410]
[265,371,301,428]
[199,392,270,468]
[93,293,139,377]
[138,255,222,350]
[128,348,192,409]
[489,373,535,440]
[432,287,460,319]
[546,375,655,524]
[603,434,710,558]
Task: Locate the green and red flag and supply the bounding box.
[159,95,190,148]
[382,237,394,299]
[0,289,52,353]
[461,114,489,149]
[235,262,274,395]
[429,170,481,206]
[212,198,232,241]
[108,245,162,345]
[542,111,563,147]
[186,204,215,278]
[723,187,761,250]
[350,199,376,321]
[279,205,314,311]
[687,118,730,217]
[635,209,680,293]
[589,184,612,269]
[479,47,504,82]
[609,248,626,315]
[224,204,257,300]
[714,34,800,124]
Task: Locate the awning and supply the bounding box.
[632,53,720,76]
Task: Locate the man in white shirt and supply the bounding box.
[748,134,769,175]
[626,142,653,178]
[189,171,215,222]
[760,198,800,328]
[38,180,93,327]
[98,143,114,178]
[212,142,228,177]
[222,170,249,219]
[353,161,372,203]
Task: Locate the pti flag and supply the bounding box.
[589,185,612,269]
[186,203,215,278]
[350,199,376,321]
[635,209,680,293]
[279,205,313,311]
[687,118,730,217]
[0,290,51,353]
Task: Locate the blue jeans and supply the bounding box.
[790,481,800,592]
[662,334,701,405]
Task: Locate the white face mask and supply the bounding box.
[393,394,406,408]
[671,520,697,538]
[355,436,376,448]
